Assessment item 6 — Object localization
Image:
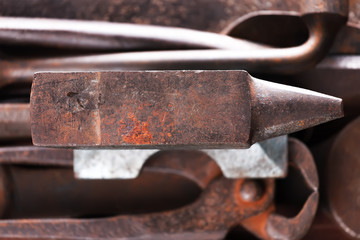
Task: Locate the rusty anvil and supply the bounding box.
[30,70,343,149]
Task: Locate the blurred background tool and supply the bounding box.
[0,138,318,240]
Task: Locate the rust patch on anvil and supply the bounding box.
[30,72,102,146]
[119,113,153,144]
[31,71,251,148]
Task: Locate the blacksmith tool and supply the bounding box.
[0,104,29,140]
[0,0,347,34]
[0,147,204,218]
[0,11,346,88]
[0,16,266,51]
[0,138,318,240]
[0,138,288,181]
[30,70,343,148]
[0,102,289,178]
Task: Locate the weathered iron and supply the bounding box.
[0,0,352,67]
[0,128,288,177]
[0,146,72,166]
[0,1,354,239]
[0,16,267,51]
[0,11,347,88]
[0,0,348,33]
[327,117,360,238]
[0,104,30,140]
[30,70,343,148]
[0,137,318,239]
[291,55,360,118]
[0,147,221,218]
[0,136,288,180]
[0,101,290,178]
[330,0,360,54]
[265,138,319,240]
[286,55,360,143]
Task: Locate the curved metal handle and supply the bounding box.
[265,138,319,240]
[87,12,343,74]
[0,154,274,240]
[240,137,318,240]
[0,12,346,88]
[0,16,266,51]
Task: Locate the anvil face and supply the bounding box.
[30,71,251,148]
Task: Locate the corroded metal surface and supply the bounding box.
[0,149,275,239]
[0,16,267,51]
[0,178,274,239]
[0,146,72,166]
[240,138,319,240]
[0,150,220,219]
[265,138,319,240]
[330,0,360,54]
[0,1,354,238]
[31,71,252,148]
[0,104,30,140]
[287,55,360,142]
[327,117,360,238]
[0,12,346,89]
[249,76,343,144]
[30,70,343,148]
[0,137,318,239]
[0,0,348,33]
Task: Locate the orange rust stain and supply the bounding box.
[241,204,274,239]
[58,112,73,144]
[298,120,305,127]
[151,110,175,142]
[118,112,153,144]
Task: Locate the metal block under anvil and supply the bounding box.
[74,135,287,179]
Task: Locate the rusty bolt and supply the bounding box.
[240,179,265,202]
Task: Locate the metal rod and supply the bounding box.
[0,16,267,51]
[0,13,346,88]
